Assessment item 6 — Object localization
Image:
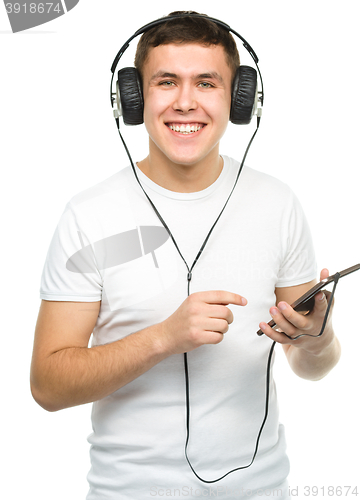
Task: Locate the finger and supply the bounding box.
[197,290,247,306]
[206,318,230,334]
[199,330,225,346]
[259,321,292,344]
[207,304,234,324]
[271,304,308,334]
[320,268,330,281]
[312,289,329,317]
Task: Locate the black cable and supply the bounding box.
[115,118,190,276]
[188,117,261,277]
[115,116,337,483]
[183,340,276,483]
[115,116,281,483]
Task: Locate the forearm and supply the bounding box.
[31,323,168,412]
[31,290,245,412]
[285,332,341,381]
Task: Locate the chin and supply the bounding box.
[167,155,202,166]
[161,145,217,167]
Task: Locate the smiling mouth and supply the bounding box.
[166,123,206,135]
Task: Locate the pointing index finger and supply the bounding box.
[201,290,247,306]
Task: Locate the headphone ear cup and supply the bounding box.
[117,68,144,125]
[230,66,257,125]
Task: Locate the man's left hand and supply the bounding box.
[259,268,335,356]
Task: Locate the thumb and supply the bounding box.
[320,268,330,281]
[313,290,330,316]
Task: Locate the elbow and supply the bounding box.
[317,336,342,380]
[30,378,63,413]
[30,356,67,412]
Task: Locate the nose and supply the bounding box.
[173,83,198,113]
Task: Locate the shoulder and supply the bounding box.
[224,156,296,204]
[66,166,134,210]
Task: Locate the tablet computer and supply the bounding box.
[256,263,360,336]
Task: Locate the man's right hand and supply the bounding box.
[158,290,247,355]
[30,291,247,411]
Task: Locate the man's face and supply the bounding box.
[141,43,233,168]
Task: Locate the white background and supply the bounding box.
[1,0,359,498]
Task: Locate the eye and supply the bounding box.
[198,82,214,88]
[159,81,175,87]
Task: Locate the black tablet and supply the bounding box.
[257,263,360,336]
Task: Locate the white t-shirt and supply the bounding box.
[40,156,317,499]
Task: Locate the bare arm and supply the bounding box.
[30,291,246,412]
[30,300,169,411]
[259,269,341,381]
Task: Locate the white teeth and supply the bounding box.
[169,124,203,134]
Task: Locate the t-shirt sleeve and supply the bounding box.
[40,201,103,301]
[275,190,317,288]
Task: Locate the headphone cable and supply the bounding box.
[114,117,285,482]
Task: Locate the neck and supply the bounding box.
[137,144,223,193]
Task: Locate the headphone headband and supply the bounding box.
[110,13,259,75]
[110,13,264,127]
[110,13,264,113]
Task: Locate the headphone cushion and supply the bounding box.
[117,67,144,125]
[230,66,257,125]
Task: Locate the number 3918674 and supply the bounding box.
[304,486,358,496]
[5,3,62,14]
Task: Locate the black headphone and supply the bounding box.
[110,13,264,126]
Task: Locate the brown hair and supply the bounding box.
[134,11,240,80]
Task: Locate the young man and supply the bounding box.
[31,12,341,499]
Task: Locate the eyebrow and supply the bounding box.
[197,72,224,84]
[149,71,177,82]
[149,71,224,84]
